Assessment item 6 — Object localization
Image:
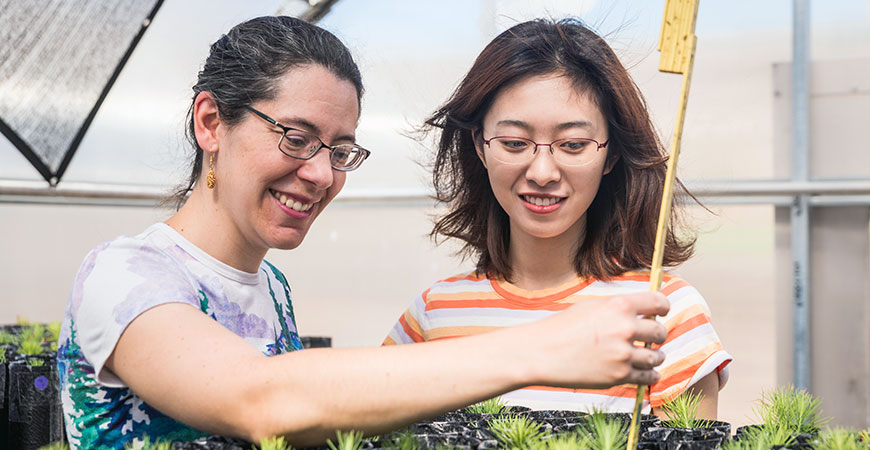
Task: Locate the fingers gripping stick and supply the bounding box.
[626,1,700,449]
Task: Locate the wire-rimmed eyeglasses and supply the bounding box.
[483,135,608,166]
[245,105,371,171]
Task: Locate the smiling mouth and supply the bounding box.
[270,189,315,212]
[522,195,565,206]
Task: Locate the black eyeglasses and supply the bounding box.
[245,105,371,171]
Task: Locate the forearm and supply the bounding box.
[248,327,531,446]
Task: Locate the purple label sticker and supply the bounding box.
[34,376,49,391]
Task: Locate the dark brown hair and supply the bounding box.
[167,16,363,208]
[425,18,694,281]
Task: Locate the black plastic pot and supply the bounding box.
[640,426,729,450]
[734,424,815,450]
[7,354,64,450]
[300,336,332,349]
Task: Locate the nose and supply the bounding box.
[525,144,561,186]
[296,147,335,190]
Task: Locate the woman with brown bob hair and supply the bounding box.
[385,18,732,418]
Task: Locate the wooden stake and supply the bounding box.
[625,1,699,449]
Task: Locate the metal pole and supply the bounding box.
[791,0,811,392]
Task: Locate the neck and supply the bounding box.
[507,217,586,291]
[165,187,267,273]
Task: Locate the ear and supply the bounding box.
[193,91,222,155]
[471,129,487,169]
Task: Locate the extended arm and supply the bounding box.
[107,291,669,447]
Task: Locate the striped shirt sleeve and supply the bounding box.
[383,288,430,345]
[648,276,733,407]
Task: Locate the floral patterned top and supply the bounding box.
[58,223,303,449]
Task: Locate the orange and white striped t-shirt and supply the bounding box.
[383,270,732,412]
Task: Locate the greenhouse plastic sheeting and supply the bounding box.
[0,0,162,185]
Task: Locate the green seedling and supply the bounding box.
[326,430,366,450]
[661,391,712,429]
[259,436,291,450]
[16,316,31,326]
[859,429,870,442]
[127,436,172,450]
[382,429,421,450]
[577,412,627,450]
[488,415,546,449]
[36,442,70,450]
[18,338,45,356]
[466,396,508,414]
[755,384,829,435]
[47,321,62,344]
[817,428,864,450]
[728,423,795,450]
[27,357,45,367]
[0,330,15,345]
[533,431,591,450]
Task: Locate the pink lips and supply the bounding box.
[521,195,564,214]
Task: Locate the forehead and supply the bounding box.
[262,64,360,138]
[485,74,605,133]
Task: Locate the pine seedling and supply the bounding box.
[859,429,870,443]
[326,430,366,450]
[755,385,829,435]
[0,352,6,364]
[16,316,31,326]
[577,412,628,450]
[661,391,712,429]
[817,428,864,450]
[259,436,291,450]
[729,423,795,450]
[382,429,421,450]
[466,396,508,414]
[488,415,546,449]
[534,431,591,450]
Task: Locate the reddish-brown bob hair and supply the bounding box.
[425,18,695,281]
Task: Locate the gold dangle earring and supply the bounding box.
[206,153,216,189]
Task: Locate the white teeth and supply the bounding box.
[271,190,314,212]
[523,195,561,206]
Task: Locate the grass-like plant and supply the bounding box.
[816,428,864,450]
[47,321,62,343]
[859,429,869,442]
[0,330,15,345]
[661,391,712,429]
[259,436,291,450]
[488,415,546,449]
[127,437,173,450]
[18,323,47,344]
[0,351,6,364]
[755,385,829,435]
[577,412,627,450]
[466,396,508,414]
[28,357,45,367]
[326,430,366,450]
[382,429,421,450]
[18,338,44,356]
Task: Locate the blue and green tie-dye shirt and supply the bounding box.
[57,222,304,449]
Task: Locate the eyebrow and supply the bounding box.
[495,119,594,131]
[278,116,357,144]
